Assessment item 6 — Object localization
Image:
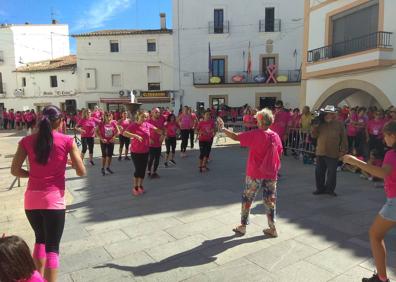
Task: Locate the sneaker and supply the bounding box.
[263,228,278,238]
[164,162,168,167]
[151,172,160,179]
[170,159,176,165]
[147,171,152,177]
[101,168,106,176]
[132,187,140,196]
[89,160,95,166]
[118,156,122,161]
[106,167,114,174]
[362,274,389,282]
[312,190,325,195]
[360,174,368,179]
[137,186,145,194]
[337,166,342,172]
[124,156,131,161]
[327,191,337,197]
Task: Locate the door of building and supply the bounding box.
[259,97,277,109]
[212,59,226,83]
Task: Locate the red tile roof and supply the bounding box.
[15,55,76,72]
[72,29,172,37]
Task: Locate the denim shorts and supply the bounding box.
[379,198,396,222]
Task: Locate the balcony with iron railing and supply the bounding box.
[193,70,301,86]
[208,21,230,34]
[307,31,393,63]
[259,19,281,32]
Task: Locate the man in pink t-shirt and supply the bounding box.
[270,100,290,152]
[217,108,283,238]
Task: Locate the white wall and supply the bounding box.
[173,0,304,109]
[75,32,174,108]
[0,24,70,104]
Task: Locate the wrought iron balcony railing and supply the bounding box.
[193,70,301,85]
[208,21,230,34]
[307,31,393,62]
[259,19,281,32]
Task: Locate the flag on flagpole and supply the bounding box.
[208,42,212,76]
[247,41,252,76]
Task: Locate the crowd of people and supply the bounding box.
[2,100,396,282]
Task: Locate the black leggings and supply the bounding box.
[119,135,130,152]
[25,209,66,253]
[132,152,149,178]
[81,137,94,154]
[199,141,212,160]
[180,129,190,152]
[165,137,177,154]
[148,147,161,172]
[189,129,195,148]
[100,142,114,157]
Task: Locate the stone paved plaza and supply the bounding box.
[1,131,396,282]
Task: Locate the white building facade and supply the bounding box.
[172,0,305,111]
[302,0,396,109]
[0,23,70,111]
[73,14,174,111]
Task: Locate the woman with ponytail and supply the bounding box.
[11,105,86,282]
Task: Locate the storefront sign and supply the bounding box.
[140,91,168,98]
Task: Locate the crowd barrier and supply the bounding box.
[284,128,315,155]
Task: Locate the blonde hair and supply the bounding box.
[82,109,90,119]
[255,108,274,127]
[135,110,148,121]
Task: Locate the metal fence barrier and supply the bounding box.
[284,128,315,155]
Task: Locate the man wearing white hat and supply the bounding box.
[311,105,348,196]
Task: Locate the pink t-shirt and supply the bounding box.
[179,114,192,130]
[25,112,34,122]
[288,114,301,128]
[98,121,118,143]
[9,112,15,120]
[77,118,99,138]
[126,122,155,153]
[347,114,358,136]
[20,131,73,210]
[2,111,8,119]
[118,119,131,134]
[148,118,164,148]
[271,110,291,137]
[239,129,283,180]
[367,119,385,137]
[383,150,396,198]
[15,113,22,122]
[165,121,178,138]
[197,120,215,141]
[91,110,102,119]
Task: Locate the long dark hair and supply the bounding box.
[0,236,36,282]
[34,105,62,165]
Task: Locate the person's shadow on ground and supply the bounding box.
[95,234,269,277]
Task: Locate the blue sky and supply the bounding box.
[0,0,172,52]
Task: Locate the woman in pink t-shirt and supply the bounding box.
[343,121,396,282]
[96,112,120,176]
[75,109,100,166]
[164,113,179,167]
[11,105,85,282]
[196,111,215,172]
[117,111,132,161]
[0,235,46,282]
[366,110,386,153]
[123,110,163,196]
[177,106,193,158]
[218,108,283,238]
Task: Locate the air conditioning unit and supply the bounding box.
[14,88,24,97]
[56,90,62,95]
[119,89,131,97]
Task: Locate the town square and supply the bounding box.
[1,0,396,281]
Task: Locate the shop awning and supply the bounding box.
[100,98,132,104]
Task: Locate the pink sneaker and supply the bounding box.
[132,187,140,196]
[137,186,145,194]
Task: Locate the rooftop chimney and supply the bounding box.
[52,19,59,24]
[160,13,166,30]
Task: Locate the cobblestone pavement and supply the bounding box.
[1,130,396,282]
